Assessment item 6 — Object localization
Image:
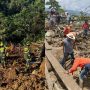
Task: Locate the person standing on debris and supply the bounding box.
[0,36,5,67]
[49,13,57,27]
[66,12,71,25]
[56,12,60,25]
[67,57,90,88]
[82,20,89,38]
[49,7,57,27]
[23,43,31,71]
[60,33,75,67]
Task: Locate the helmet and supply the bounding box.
[67,33,75,40]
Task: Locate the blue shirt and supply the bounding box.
[63,38,73,53]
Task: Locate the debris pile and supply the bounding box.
[0,44,45,90]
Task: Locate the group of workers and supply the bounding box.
[48,8,60,27]
[46,8,90,88]
[48,7,72,28]
[60,20,90,88]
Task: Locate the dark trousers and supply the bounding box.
[60,52,74,67]
[83,30,88,36]
[80,64,90,80]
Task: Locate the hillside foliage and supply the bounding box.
[0,0,45,44]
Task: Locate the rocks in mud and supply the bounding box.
[49,37,63,47]
[45,30,55,38]
[45,30,55,44]
[79,51,90,58]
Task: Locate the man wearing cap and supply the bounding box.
[60,33,75,67]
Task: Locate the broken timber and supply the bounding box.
[45,40,81,90]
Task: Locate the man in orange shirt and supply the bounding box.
[68,57,90,87]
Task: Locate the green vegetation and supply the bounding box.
[0,0,44,44]
[46,0,64,13]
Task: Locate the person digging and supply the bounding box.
[66,57,90,88]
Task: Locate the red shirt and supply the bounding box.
[69,57,90,74]
[64,27,71,36]
[82,23,89,30]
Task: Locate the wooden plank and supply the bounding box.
[45,50,81,90]
[54,83,64,90]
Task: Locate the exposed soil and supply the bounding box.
[0,43,45,90]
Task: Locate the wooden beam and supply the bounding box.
[45,49,81,90]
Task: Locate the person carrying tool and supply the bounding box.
[82,20,89,38]
[60,33,75,67]
[0,36,5,67]
[67,57,90,88]
[23,43,31,72]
